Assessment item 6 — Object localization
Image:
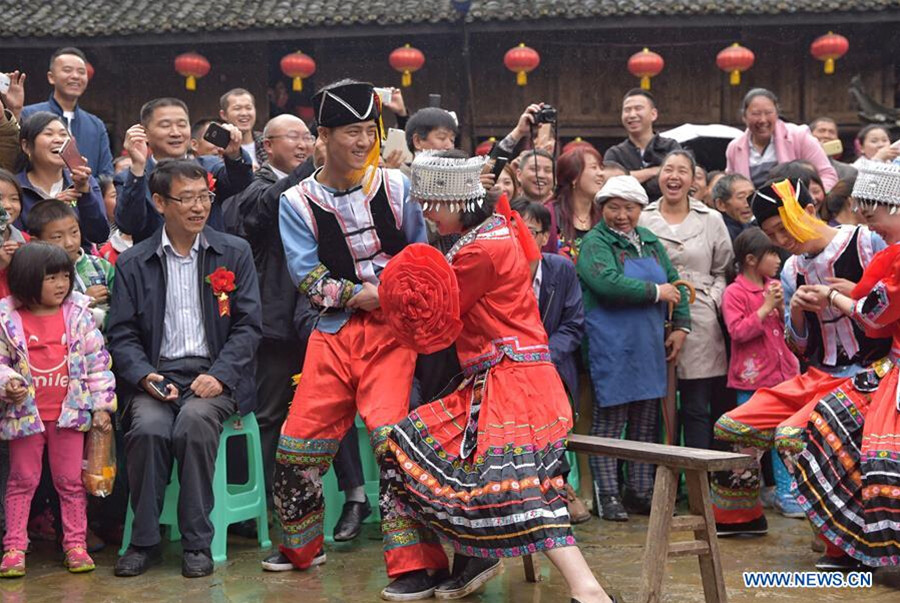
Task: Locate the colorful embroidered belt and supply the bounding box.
[460,338,552,377]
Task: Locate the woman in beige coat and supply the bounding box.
[639,151,735,450]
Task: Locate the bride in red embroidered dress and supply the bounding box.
[379,152,614,603]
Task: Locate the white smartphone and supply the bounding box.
[0,73,10,95]
[374,87,393,106]
[382,128,413,164]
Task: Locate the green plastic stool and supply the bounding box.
[322,416,381,543]
[119,412,272,562]
[566,450,581,492]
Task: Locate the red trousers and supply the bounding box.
[712,368,848,524]
[274,311,448,576]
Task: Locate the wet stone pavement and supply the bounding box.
[1,511,898,603]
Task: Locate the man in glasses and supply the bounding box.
[108,158,262,579]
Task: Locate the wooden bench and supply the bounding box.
[520,435,751,603]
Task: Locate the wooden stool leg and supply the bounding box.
[685,469,728,603]
[522,554,539,582]
[638,465,678,603]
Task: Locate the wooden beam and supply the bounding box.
[567,434,750,472]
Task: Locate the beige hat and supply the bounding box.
[594,175,649,206]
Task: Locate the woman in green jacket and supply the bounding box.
[576,175,690,521]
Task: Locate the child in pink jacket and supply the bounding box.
[0,243,116,578]
[722,227,800,518]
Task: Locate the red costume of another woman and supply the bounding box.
[795,242,900,567]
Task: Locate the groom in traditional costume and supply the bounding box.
[261,80,451,600]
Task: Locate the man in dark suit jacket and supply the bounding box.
[114,97,253,243]
[512,200,589,523]
[107,159,261,579]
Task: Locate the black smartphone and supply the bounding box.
[428,94,441,108]
[202,122,231,149]
[490,156,509,179]
[148,378,177,398]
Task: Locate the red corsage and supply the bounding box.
[206,171,217,193]
[379,243,462,354]
[206,266,236,316]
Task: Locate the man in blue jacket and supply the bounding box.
[107,159,261,579]
[115,97,253,243]
[21,47,114,176]
[513,199,590,522]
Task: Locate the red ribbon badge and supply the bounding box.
[206,266,236,316]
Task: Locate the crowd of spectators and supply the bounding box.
[0,45,898,579]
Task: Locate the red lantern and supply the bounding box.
[810,32,849,75]
[280,51,316,92]
[716,43,755,86]
[627,48,664,91]
[174,52,210,91]
[389,44,425,88]
[562,137,597,155]
[475,137,497,156]
[85,61,95,82]
[504,43,540,86]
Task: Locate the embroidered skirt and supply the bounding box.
[794,363,900,567]
[385,358,574,558]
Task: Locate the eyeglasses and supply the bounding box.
[164,192,215,207]
[266,133,315,143]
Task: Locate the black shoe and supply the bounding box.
[381,569,448,601]
[435,555,502,599]
[572,598,617,603]
[622,488,652,515]
[227,519,258,539]
[716,515,768,537]
[597,495,628,522]
[114,545,162,577]
[182,549,214,578]
[815,554,866,571]
[261,548,326,571]
[333,500,372,542]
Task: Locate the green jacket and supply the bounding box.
[576,222,690,331]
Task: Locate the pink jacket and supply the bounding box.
[722,275,799,391]
[725,120,839,190]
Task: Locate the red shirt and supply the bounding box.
[20,309,69,423]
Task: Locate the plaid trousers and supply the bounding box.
[589,398,658,496]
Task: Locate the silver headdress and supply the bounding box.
[853,159,900,214]
[409,152,489,213]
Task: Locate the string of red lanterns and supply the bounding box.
[166,33,848,98]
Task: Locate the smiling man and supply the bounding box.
[603,89,680,200]
[219,88,266,170]
[21,47,114,176]
[264,80,449,601]
[114,97,253,243]
[107,159,261,579]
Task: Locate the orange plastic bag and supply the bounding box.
[82,426,116,497]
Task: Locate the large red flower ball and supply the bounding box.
[379,244,462,354]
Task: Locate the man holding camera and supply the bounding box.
[494,103,557,202]
[604,89,680,200]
